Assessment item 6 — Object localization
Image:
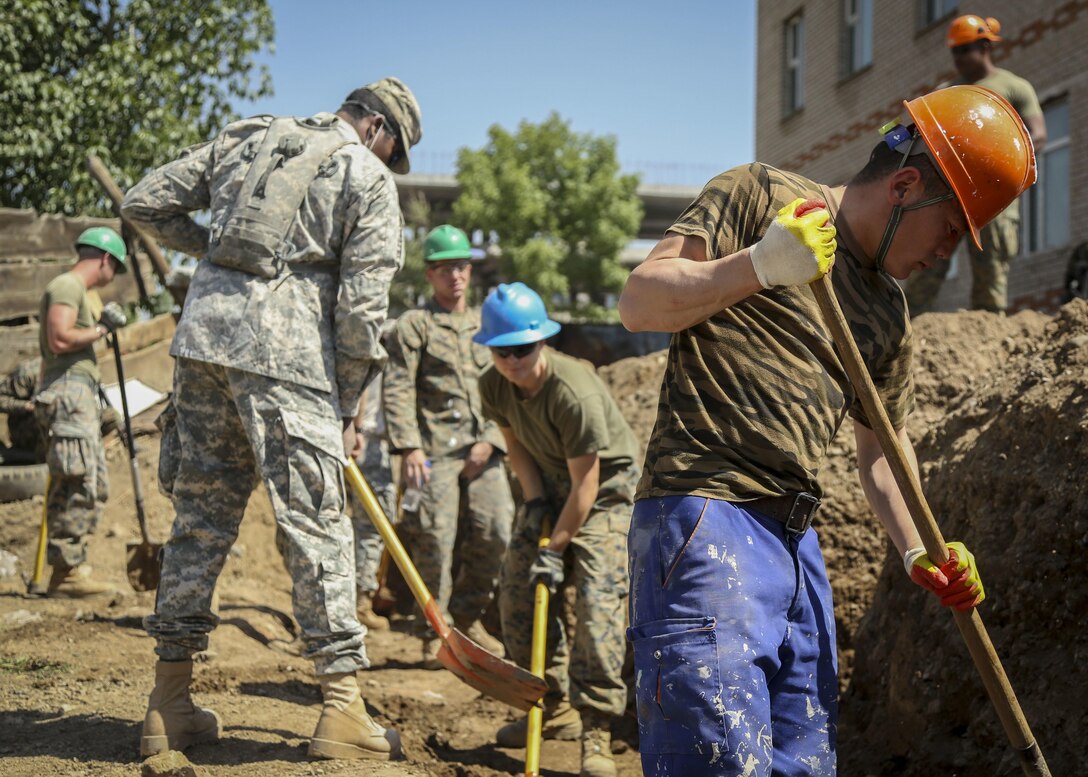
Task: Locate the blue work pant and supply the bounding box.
[627,496,837,776]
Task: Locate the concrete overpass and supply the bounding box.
[397,175,700,243]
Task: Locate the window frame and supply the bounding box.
[916,0,958,32]
[783,12,806,116]
[1022,97,1071,256]
[843,0,874,77]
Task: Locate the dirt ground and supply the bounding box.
[2,301,1084,776]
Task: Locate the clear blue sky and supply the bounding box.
[242,0,756,187]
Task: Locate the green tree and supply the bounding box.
[0,0,274,215]
[452,113,642,307]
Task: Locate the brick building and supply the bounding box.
[756,0,1087,312]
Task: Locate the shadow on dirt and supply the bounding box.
[0,710,140,763]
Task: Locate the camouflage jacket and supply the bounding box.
[121,112,404,417]
[383,299,504,459]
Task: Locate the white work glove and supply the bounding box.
[749,198,837,288]
[99,301,128,331]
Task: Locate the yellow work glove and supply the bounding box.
[905,541,986,611]
[749,197,837,288]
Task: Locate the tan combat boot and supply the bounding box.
[309,672,401,760]
[140,660,221,757]
[421,636,443,670]
[456,619,505,657]
[579,712,616,777]
[47,565,115,598]
[496,697,582,747]
[357,592,389,631]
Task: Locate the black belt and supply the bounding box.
[745,492,820,536]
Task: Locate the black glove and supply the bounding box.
[518,497,554,543]
[528,547,565,594]
[99,301,127,331]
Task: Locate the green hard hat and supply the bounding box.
[423,225,472,262]
[76,227,128,273]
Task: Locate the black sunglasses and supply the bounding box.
[492,342,538,360]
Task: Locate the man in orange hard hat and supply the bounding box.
[619,84,1035,776]
[905,14,1047,315]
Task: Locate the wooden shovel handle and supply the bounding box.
[810,274,1050,777]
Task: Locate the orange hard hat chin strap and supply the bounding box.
[873,133,955,272]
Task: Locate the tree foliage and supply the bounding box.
[452,113,642,305]
[0,0,274,215]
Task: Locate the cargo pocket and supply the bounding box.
[47,428,92,479]
[155,400,181,498]
[627,616,729,755]
[279,408,346,520]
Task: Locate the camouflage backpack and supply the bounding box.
[207,115,355,278]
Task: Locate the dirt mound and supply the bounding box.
[838,299,1088,776]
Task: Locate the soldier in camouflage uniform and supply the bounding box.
[1,358,44,457]
[383,225,514,668]
[618,87,1032,776]
[122,77,422,763]
[35,227,128,598]
[475,283,636,777]
[904,15,1047,314]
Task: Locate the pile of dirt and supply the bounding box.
[838,299,1088,776]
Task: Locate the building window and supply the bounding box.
[843,0,873,75]
[784,13,805,115]
[1022,99,1070,254]
[918,0,958,28]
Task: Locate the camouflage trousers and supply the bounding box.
[905,201,1020,314]
[399,453,514,630]
[499,469,635,717]
[347,435,395,594]
[34,376,107,568]
[145,357,366,675]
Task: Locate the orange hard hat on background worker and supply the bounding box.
[946,14,1002,48]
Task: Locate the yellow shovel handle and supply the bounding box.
[525,526,552,777]
[30,473,50,592]
[344,459,449,638]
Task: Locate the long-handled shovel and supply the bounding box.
[344,459,547,711]
[810,272,1051,777]
[524,522,552,777]
[105,331,161,591]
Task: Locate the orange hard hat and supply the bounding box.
[947,15,1002,47]
[905,85,1036,249]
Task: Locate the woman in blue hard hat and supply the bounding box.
[475,282,638,777]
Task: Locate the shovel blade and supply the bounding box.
[126,541,162,592]
[438,627,547,712]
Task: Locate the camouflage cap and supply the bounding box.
[352,77,422,174]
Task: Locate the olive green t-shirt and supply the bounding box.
[39,271,99,384]
[636,162,914,503]
[479,349,638,487]
[947,68,1042,120]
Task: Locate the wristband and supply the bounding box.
[903,547,927,575]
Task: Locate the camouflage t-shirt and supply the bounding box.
[636,163,915,503]
[480,349,638,489]
[38,272,99,385]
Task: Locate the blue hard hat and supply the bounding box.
[473,282,561,347]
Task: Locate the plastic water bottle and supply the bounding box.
[401,460,431,512]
